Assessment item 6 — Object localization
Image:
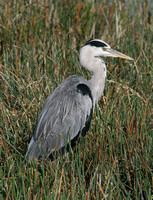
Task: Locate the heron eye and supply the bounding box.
[103,47,110,51]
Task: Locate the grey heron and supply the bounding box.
[26,39,133,161]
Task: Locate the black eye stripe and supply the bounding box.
[84,40,108,48]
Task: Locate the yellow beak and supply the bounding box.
[105,48,134,60]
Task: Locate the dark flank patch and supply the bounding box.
[70,83,94,145]
[84,39,108,48]
[70,104,93,147]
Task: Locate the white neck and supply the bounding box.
[79,47,107,105]
[88,58,106,104]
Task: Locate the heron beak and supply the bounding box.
[105,48,134,60]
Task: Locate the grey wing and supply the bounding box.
[26,76,93,161]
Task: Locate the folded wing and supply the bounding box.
[26,75,93,161]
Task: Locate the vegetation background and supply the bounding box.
[0,0,152,199]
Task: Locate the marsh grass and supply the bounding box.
[0,0,153,199]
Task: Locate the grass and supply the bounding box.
[0,0,153,199]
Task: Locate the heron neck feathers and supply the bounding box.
[88,59,106,104]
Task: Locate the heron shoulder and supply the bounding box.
[43,75,91,106]
[76,83,93,102]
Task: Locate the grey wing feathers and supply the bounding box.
[26,75,93,161]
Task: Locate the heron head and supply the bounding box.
[81,39,134,60]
